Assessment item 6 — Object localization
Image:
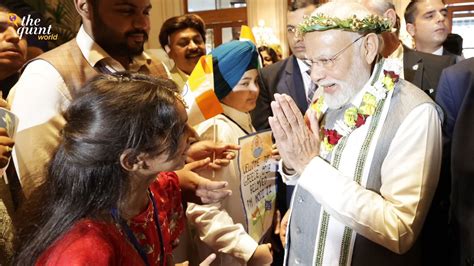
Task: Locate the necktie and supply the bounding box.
[95,60,116,74]
[306,69,317,105]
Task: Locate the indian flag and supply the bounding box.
[183,55,223,126]
[239,25,262,68]
[239,25,257,44]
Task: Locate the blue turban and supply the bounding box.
[211,40,259,100]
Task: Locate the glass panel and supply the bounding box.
[205,28,215,53]
[187,0,246,12]
[221,26,241,44]
[452,14,474,58]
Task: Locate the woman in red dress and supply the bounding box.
[15,73,215,265]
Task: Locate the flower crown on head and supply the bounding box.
[298,14,392,35]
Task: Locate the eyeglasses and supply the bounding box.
[303,35,365,70]
[287,26,297,33]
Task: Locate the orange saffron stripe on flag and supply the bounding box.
[189,55,213,91]
[196,89,223,119]
[202,55,213,73]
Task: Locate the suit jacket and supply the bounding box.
[251,55,308,130]
[405,48,457,265]
[403,46,456,100]
[250,55,308,229]
[448,58,474,266]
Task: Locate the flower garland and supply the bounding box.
[298,14,392,35]
[310,60,401,156]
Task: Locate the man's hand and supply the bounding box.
[268,94,320,174]
[187,140,240,169]
[176,158,232,204]
[0,128,14,168]
[248,243,273,266]
[0,99,14,168]
[271,144,280,161]
[0,98,10,110]
[280,209,290,246]
[273,210,281,236]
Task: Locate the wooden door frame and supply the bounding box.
[183,1,247,46]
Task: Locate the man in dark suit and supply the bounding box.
[403,47,456,99]
[251,1,317,216]
[251,1,316,131]
[436,58,474,266]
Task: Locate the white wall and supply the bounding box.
[247,0,289,57]
[147,0,184,49]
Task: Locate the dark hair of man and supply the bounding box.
[0,4,11,13]
[87,0,99,10]
[404,0,446,24]
[159,14,206,48]
[288,0,318,12]
[258,45,279,64]
[15,73,185,265]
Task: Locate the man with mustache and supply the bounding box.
[7,0,232,209]
[159,14,207,92]
[270,2,442,265]
[0,6,27,98]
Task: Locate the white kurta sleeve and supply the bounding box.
[187,117,258,262]
[278,159,300,185]
[298,103,442,254]
[8,60,69,197]
[186,202,258,262]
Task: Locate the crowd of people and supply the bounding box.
[0,0,473,265]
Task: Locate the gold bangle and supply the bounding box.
[5,146,12,153]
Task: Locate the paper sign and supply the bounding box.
[238,130,277,242]
[0,108,19,138]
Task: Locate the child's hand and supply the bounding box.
[248,243,273,266]
[199,253,216,266]
[175,253,216,266]
[280,210,291,246]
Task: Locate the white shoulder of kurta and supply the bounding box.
[9,60,68,132]
[297,103,442,254]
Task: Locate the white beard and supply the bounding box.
[322,55,369,110]
[324,80,358,109]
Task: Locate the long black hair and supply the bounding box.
[15,73,186,265]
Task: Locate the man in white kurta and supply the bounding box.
[269,2,442,265]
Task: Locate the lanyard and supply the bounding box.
[221,114,250,134]
[112,189,165,266]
